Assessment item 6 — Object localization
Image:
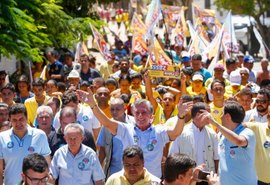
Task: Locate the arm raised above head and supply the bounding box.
[77,88,119,135]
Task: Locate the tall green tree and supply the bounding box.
[0,0,104,62]
[215,0,270,49]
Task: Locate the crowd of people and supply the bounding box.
[0,10,270,185]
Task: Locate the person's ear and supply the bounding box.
[21,173,26,182]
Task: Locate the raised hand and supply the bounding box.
[76,87,96,107]
[177,99,193,118]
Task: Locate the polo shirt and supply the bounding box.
[80,68,101,83]
[116,123,169,178]
[53,104,100,133]
[219,124,257,185]
[0,127,51,185]
[50,144,105,185]
[48,128,96,157]
[244,108,268,124]
[245,122,270,183]
[105,169,160,185]
[47,60,64,82]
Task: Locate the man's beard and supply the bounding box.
[257,106,268,113]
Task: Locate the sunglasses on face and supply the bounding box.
[255,99,268,104]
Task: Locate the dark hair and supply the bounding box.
[191,54,202,61]
[181,95,193,103]
[105,78,118,88]
[16,75,31,92]
[260,79,270,88]
[192,95,204,103]
[191,102,207,118]
[32,78,45,88]
[22,153,48,173]
[171,79,181,88]
[225,58,236,65]
[224,101,245,123]
[257,88,270,101]
[9,103,27,118]
[210,79,225,90]
[119,75,131,84]
[122,145,144,161]
[120,93,131,104]
[62,92,78,107]
[130,73,143,81]
[1,83,15,92]
[164,153,196,183]
[57,82,66,93]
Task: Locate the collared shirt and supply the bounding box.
[192,124,206,165]
[116,123,169,178]
[0,127,51,185]
[244,108,268,124]
[97,114,135,176]
[53,104,100,133]
[48,128,96,157]
[245,122,270,183]
[105,168,160,185]
[50,144,105,185]
[219,124,257,185]
[169,123,219,171]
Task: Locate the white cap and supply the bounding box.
[229,70,241,86]
[67,70,80,79]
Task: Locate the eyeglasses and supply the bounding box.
[24,174,48,184]
[255,99,268,104]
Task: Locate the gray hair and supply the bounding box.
[131,99,153,115]
[36,106,53,118]
[64,123,85,136]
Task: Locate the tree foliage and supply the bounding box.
[215,0,270,48]
[0,0,106,62]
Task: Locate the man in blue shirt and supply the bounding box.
[0,104,51,185]
[202,100,257,185]
[77,89,193,178]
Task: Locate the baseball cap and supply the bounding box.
[181,51,191,62]
[67,70,80,79]
[214,63,225,71]
[243,55,254,63]
[229,70,241,86]
[192,73,203,81]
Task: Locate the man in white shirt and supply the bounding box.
[169,102,219,174]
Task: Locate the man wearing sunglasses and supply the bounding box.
[244,88,270,124]
[20,153,51,185]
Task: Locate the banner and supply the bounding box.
[192,3,221,43]
[90,24,111,61]
[132,34,148,56]
[130,12,147,36]
[74,41,89,63]
[144,0,161,39]
[222,11,239,54]
[148,38,172,66]
[161,5,181,28]
[171,6,189,47]
[148,64,181,78]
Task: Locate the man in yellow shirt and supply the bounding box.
[106,145,161,185]
[24,78,50,126]
[244,119,270,184]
